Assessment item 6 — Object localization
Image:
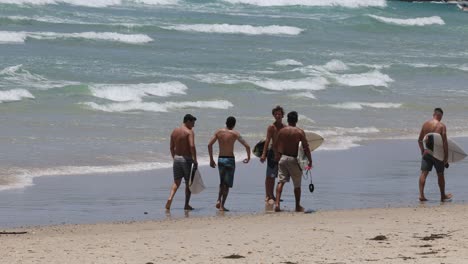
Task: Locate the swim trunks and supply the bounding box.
[218,156,235,188]
[173,156,193,183]
[278,155,302,188]
[266,149,278,178]
[421,153,445,174]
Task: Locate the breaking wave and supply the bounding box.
[222,0,387,8]
[83,100,234,112]
[89,82,188,102]
[0,31,153,44]
[162,24,303,36]
[329,102,402,110]
[0,89,34,102]
[368,15,445,26]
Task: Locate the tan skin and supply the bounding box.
[166,120,197,210]
[274,123,312,212]
[417,112,452,202]
[260,110,285,201]
[208,127,250,211]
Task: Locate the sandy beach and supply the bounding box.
[2,204,468,264]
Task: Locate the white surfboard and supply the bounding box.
[423,133,467,163]
[298,132,324,169]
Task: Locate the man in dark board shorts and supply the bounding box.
[418,108,452,202]
[208,116,250,211]
[274,111,312,212]
[166,114,198,211]
[260,105,285,203]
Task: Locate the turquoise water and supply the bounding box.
[1,0,468,191]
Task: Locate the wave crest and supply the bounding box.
[83,100,234,112]
[222,0,386,8]
[368,15,445,26]
[90,82,188,102]
[163,24,303,36]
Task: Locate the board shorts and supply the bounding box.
[278,155,302,188]
[266,149,278,178]
[218,156,235,188]
[173,156,193,183]
[421,153,445,174]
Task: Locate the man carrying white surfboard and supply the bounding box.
[274,111,312,212]
[417,108,452,202]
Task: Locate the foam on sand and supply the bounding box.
[0,89,34,102]
[89,82,188,102]
[222,0,386,8]
[368,15,445,26]
[83,100,234,113]
[0,31,153,44]
[329,102,402,110]
[162,24,303,36]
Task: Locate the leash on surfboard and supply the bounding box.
[303,168,314,193]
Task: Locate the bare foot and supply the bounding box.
[267,198,275,205]
[441,193,453,202]
[184,205,194,210]
[215,201,221,209]
[419,197,428,202]
[274,206,281,212]
[219,207,230,212]
[295,206,305,212]
[165,200,172,210]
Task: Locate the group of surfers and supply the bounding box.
[165,106,453,213]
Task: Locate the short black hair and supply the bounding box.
[434,108,443,115]
[287,111,298,124]
[272,105,284,116]
[183,114,197,123]
[226,116,236,129]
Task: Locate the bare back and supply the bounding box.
[170,126,194,157]
[419,119,446,139]
[215,128,241,156]
[276,126,308,157]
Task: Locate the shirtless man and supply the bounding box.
[166,114,198,211]
[274,111,312,212]
[208,116,250,211]
[418,108,452,202]
[260,105,285,203]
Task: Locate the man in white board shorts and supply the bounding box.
[417,108,452,202]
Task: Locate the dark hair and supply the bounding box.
[226,116,236,129]
[287,111,298,124]
[434,108,443,115]
[272,105,284,116]
[183,114,197,123]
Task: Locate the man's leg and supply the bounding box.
[419,171,429,201]
[437,172,453,202]
[294,187,304,212]
[266,176,275,201]
[275,182,285,212]
[184,184,193,210]
[220,185,230,211]
[166,179,182,210]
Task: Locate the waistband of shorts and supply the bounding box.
[280,153,297,158]
[218,156,235,159]
[174,155,193,160]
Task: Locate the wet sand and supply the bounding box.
[2,203,468,263]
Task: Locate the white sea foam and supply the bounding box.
[0,0,179,6]
[0,64,79,90]
[333,70,394,87]
[329,102,402,110]
[163,24,303,36]
[253,77,329,91]
[90,82,188,102]
[313,126,379,150]
[323,59,349,72]
[83,100,234,113]
[0,31,27,44]
[273,59,303,66]
[0,31,153,44]
[292,92,316,99]
[0,89,34,102]
[223,0,386,8]
[368,15,445,26]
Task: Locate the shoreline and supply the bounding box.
[2,204,468,263]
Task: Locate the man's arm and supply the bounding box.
[170,132,175,159]
[188,130,197,164]
[207,131,218,168]
[300,131,312,168]
[260,126,273,163]
[237,134,251,163]
[441,125,448,164]
[418,126,425,155]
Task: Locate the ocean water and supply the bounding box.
[0,1,467,195]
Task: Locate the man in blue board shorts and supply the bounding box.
[208,116,250,211]
[166,114,198,211]
[417,108,452,202]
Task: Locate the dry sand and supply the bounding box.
[2,204,468,264]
